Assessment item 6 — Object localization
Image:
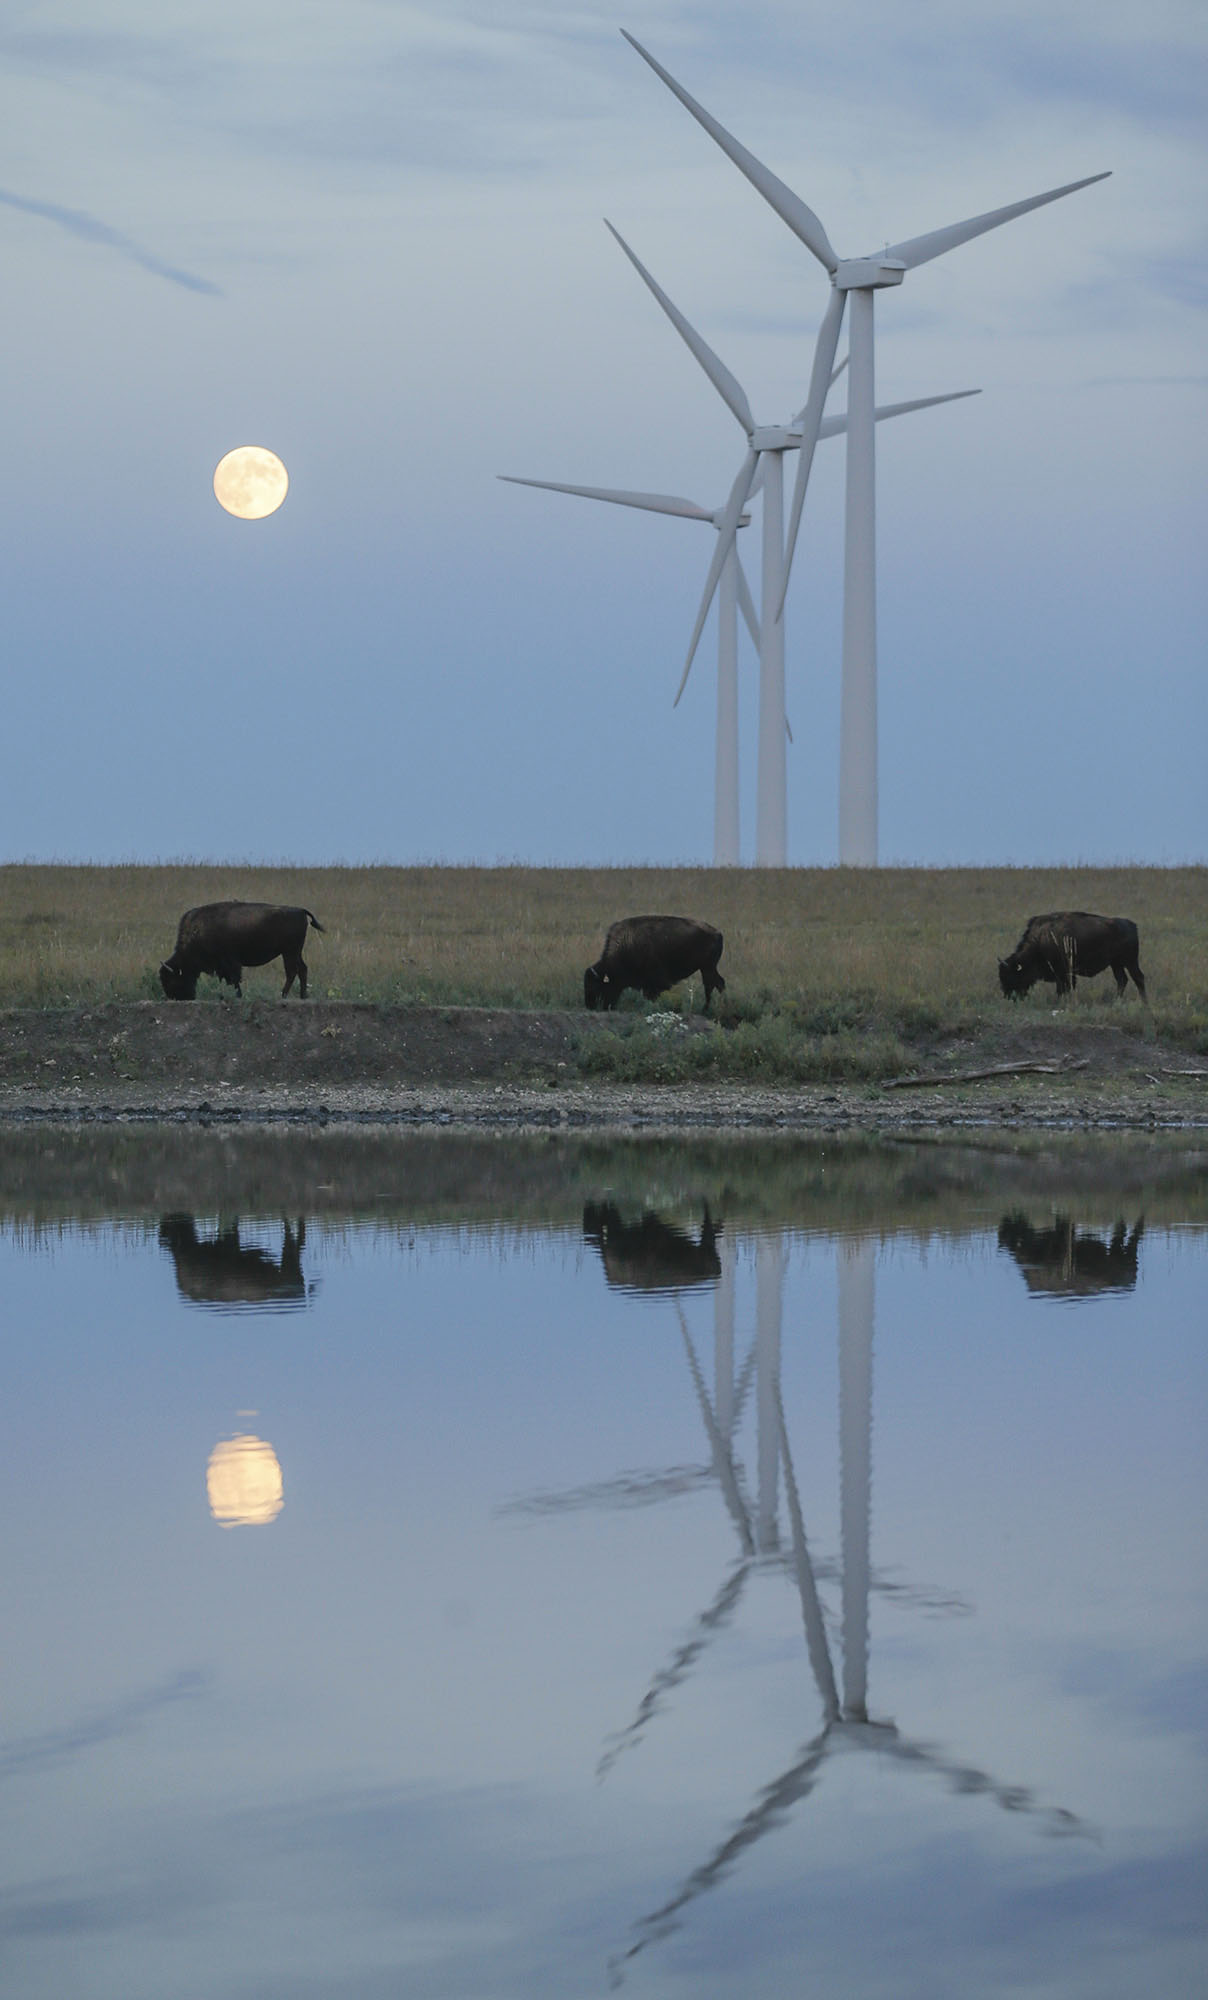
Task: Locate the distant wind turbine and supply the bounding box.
[623,29,1110,865]
[498,474,761,866]
[605,222,979,865]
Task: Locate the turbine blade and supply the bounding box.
[816,387,981,439]
[622,32,839,273]
[605,221,754,434]
[792,352,847,428]
[777,286,846,621]
[884,172,1110,270]
[674,449,760,705]
[499,475,714,520]
[735,549,761,651]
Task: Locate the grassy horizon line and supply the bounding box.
[1,864,1203,1071]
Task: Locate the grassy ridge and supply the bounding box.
[1,864,1204,1075]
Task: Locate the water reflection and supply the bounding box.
[597,1238,1089,1979]
[582,1202,722,1293]
[158,1214,315,1311]
[998,1214,1145,1297]
[206,1431,284,1526]
[2,1129,1203,2000]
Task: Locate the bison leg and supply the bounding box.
[1127,952,1148,1003]
[281,952,307,998]
[700,947,726,1011]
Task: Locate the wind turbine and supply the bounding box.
[606,222,979,865]
[497,473,762,866]
[623,30,1110,865]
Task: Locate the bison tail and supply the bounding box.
[306,912,326,933]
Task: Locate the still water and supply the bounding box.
[2,1128,1205,1999]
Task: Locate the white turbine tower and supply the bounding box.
[605,225,978,865]
[623,30,1110,866]
[497,474,762,865]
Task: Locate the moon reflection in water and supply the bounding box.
[206,1433,284,1526]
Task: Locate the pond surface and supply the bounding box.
[2,1129,1206,1999]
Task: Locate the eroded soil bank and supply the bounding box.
[0,1000,1204,1129]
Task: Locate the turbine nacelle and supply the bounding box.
[749,424,798,452]
[835,258,906,291]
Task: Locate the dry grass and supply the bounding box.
[0,864,1203,1047]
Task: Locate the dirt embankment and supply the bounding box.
[0,1000,1204,1130]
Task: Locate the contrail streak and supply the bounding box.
[0,188,221,294]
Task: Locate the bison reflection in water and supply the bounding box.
[583,1203,722,1293]
[998,1214,1144,1297]
[159,1215,316,1310]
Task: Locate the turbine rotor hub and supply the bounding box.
[750,425,795,451]
[835,257,906,290]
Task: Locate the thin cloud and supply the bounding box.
[0,188,221,294]
[0,1669,210,1782]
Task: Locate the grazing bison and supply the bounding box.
[159,901,324,1000]
[583,1202,722,1293]
[997,911,1146,1001]
[998,1214,1144,1297]
[584,915,725,1012]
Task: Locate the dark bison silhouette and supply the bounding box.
[997,1214,1144,1297]
[159,901,324,1000]
[583,1202,722,1293]
[997,911,1146,1001]
[584,915,725,1012]
[158,1215,315,1309]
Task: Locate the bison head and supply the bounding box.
[998,954,1033,999]
[159,957,198,1001]
[583,964,608,1010]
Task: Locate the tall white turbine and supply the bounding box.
[607,223,980,866]
[497,474,761,866]
[623,30,1110,866]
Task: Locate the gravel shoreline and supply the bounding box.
[1,1000,1204,1131]
[1,1077,1205,1132]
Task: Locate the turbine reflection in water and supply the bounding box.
[587,1232,1090,1982]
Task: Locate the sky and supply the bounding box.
[1,0,1204,868]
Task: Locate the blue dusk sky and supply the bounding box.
[1,1,1204,868]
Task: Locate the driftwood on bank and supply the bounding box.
[883,1058,1091,1091]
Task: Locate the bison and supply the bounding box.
[997,911,1146,1001]
[159,901,324,1001]
[584,915,725,1012]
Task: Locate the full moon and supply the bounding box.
[213,445,289,520]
